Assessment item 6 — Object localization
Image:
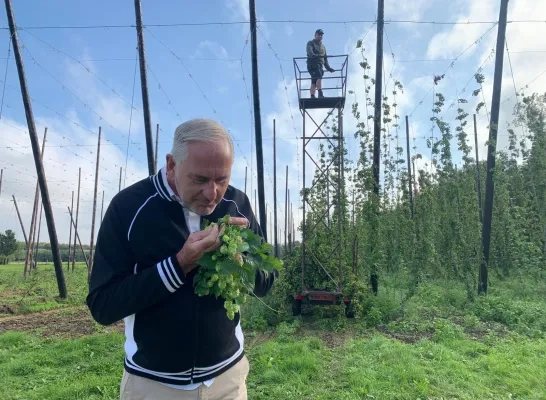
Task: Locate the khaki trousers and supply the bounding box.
[119,355,250,400]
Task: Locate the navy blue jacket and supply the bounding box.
[87,167,276,385]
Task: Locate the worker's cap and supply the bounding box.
[315,29,324,35]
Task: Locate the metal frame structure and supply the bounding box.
[292,55,349,310]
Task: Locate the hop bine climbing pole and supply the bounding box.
[249,0,267,241]
[480,0,510,296]
[4,0,67,298]
[134,0,156,176]
[371,0,385,296]
[292,54,350,316]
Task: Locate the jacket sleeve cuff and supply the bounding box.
[156,255,186,293]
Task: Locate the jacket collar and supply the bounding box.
[150,166,179,203]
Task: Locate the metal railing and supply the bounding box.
[293,54,349,100]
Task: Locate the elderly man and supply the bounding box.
[306,28,335,98]
[87,118,277,399]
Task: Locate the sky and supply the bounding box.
[0,0,545,254]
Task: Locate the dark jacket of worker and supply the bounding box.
[306,38,332,70]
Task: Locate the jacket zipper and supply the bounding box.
[190,297,199,383]
[190,216,204,384]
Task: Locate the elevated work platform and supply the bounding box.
[298,97,346,110]
[293,54,349,111]
[292,54,352,317]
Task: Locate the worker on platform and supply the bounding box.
[306,28,335,98]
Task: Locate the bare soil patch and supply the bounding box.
[0,306,124,338]
[375,324,433,344]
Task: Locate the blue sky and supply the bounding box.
[0,0,545,247]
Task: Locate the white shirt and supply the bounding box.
[159,204,216,390]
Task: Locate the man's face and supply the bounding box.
[314,32,323,41]
[166,139,232,216]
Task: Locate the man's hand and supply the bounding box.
[176,224,223,276]
[327,67,335,73]
[227,216,249,228]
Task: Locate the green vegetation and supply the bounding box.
[2,264,546,398]
[1,315,546,399]
[0,230,17,265]
[0,263,88,314]
[8,241,91,264]
[195,215,283,320]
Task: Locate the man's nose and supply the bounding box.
[203,182,217,201]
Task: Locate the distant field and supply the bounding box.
[1,263,546,399]
[0,263,88,315]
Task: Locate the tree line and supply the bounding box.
[0,238,92,265]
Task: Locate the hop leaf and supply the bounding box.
[194,214,282,319]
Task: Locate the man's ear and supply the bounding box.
[166,154,176,181]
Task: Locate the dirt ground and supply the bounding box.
[0,306,124,339]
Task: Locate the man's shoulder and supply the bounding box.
[223,185,249,204]
[108,176,158,217]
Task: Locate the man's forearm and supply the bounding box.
[87,255,186,325]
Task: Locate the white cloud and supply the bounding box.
[193,40,229,60]
[426,4,497,60]
[385,0,434,21]
[285,25,294,37]
[225,0,270,40]
[0,115,147,250]
[424,0,546,161]
[226,0,249,22]
[0,49,151,249]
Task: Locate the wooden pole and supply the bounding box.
[479,0,509,296]
[67,206,89,271]
[473,114,483,224]
[134,0,155,175]
[273,119,278,257]
[100,190,105,223]
[154,123,159,174]
[11,195,28,248]
[352,190,355,227]
[412,160,417,193]
[249,0,267,241]
[337,108,343,292]
[3,0,67,297]
[244,166,247,194]
[406,116,414,219]
[284,189,291,249]
[67,190,74,269]
[119,167,122,192]
[25,128,47,278]
[89,127,101,277]
[33,204,43,269]
[370,0,385,296]
[0,168,3,197]
[71,167,81,271]
[326,166,330,227]
[288,203,295,252]
[290,201,294,252]
[284,166,288,256]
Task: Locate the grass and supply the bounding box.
[0,263,88,315]
[1,325,545,399]
[2,263,546,398]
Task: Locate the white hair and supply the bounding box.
[170,118,234,163]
